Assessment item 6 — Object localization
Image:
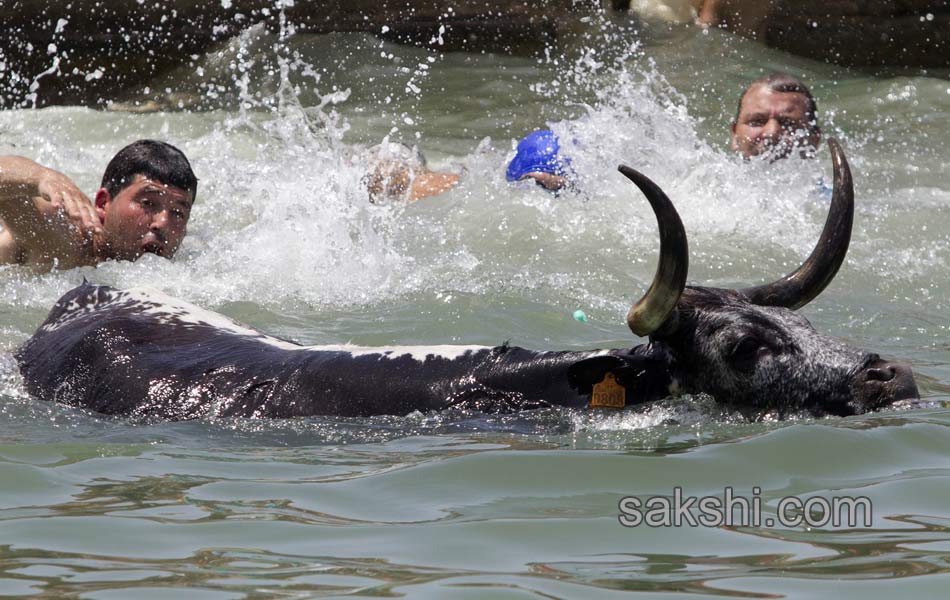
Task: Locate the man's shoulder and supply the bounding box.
[0,216,96,269]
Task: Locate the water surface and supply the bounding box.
[1,14,949,599]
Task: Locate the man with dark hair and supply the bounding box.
[731,72,821,160]
[0,140,197,270]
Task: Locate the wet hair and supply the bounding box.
[365,162,412,203]
[363,141,428,203]
[100,140,198,201]
[734,72,819,131]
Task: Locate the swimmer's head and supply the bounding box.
[731,72,821,161]
[363,141,458,203]
[506,130,572,191]
[96,140,197,261]
[364,142,425,202]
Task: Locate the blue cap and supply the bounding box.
[506,130,570,182]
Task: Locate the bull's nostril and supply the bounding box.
[866,367,896,383]
[854,359,918,408]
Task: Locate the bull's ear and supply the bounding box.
[567,356,626,393]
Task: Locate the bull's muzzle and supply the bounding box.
[852,357,919,410]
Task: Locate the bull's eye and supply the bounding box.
[731,336,763,371]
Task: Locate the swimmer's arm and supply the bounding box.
[522,172,567,191]
[0,156,98,262]
[409,172,460,202]
[0,155,57,263]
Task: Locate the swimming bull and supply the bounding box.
[15,139,917,420]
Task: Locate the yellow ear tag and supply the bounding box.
[591,372,626,409]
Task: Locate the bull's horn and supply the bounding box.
[740,138,854,309]
[620,165,689,337]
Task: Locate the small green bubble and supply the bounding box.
[573,309,588,322]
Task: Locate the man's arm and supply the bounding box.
[0,155,100,265]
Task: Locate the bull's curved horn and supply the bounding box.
[740,138,854,309]
[619,165,689,337]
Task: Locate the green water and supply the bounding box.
[0,14,949,598]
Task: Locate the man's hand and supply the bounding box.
[36,169,102,239]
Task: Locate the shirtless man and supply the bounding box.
[731,73,821,161]
[0,140,197,270]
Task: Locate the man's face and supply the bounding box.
[96,175,193,261]
[731,84,820,160]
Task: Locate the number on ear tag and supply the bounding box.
[591,372,625,409]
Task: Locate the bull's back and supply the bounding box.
[14,283,506,419]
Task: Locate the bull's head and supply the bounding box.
[623,139,918,416]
